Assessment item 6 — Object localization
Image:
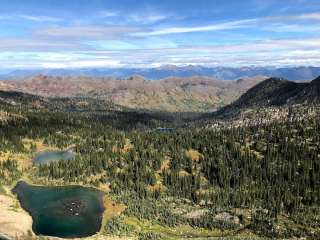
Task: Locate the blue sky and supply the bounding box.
[0,0,320,69]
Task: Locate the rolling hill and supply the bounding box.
[3,75,267,112]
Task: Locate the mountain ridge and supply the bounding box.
[214,76,320,118]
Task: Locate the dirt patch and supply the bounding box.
[145,183,167,193]
[0,194,33,238]
[99,197,126,235]
[184,209,209,219]
[103,198,126,220]
[22,138,56,152]
[99,183,111,193]
[214,212,241,225]
[185,149,204,162]
[179,170,191,177]
[159,157,170,172]
[112,139,134,154]
[0,111,10,122]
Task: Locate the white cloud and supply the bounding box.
[262,22,320,32]
[191,38,320,53]
[0,14,61,22]
[295,12,320,20]
[0,51,124,69]
[128,13,169,24]
[98,11,119,18]
[41,59,123,68]
[0,38,78,50]
[17,15,61,22]
[132,19,256,36]
[2,37,320,69]
[273,12,320,21]
[36,26,141,39]
[97,9,171,24]
[130,11,320,36]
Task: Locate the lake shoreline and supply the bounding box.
[12,180,106,239]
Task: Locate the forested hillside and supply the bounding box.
[0,89,319,239]
[212,76,320,119]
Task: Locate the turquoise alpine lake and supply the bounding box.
[12,181,105,238]
[34,150,75,164]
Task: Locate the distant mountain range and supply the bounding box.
[0,75,267,112]
[1,66,320,80]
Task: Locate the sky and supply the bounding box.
[0,0,320,69]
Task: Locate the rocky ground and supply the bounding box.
[0,192,33,239]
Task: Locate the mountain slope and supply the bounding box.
[213,76,319,118]
[230,78,305,107]
[292,76,320,104]
[0,89,120,112]
[0,90,46,107]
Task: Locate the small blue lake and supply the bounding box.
[13,181,105,238]
[154,127,176,133]
[34,150,75,164]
